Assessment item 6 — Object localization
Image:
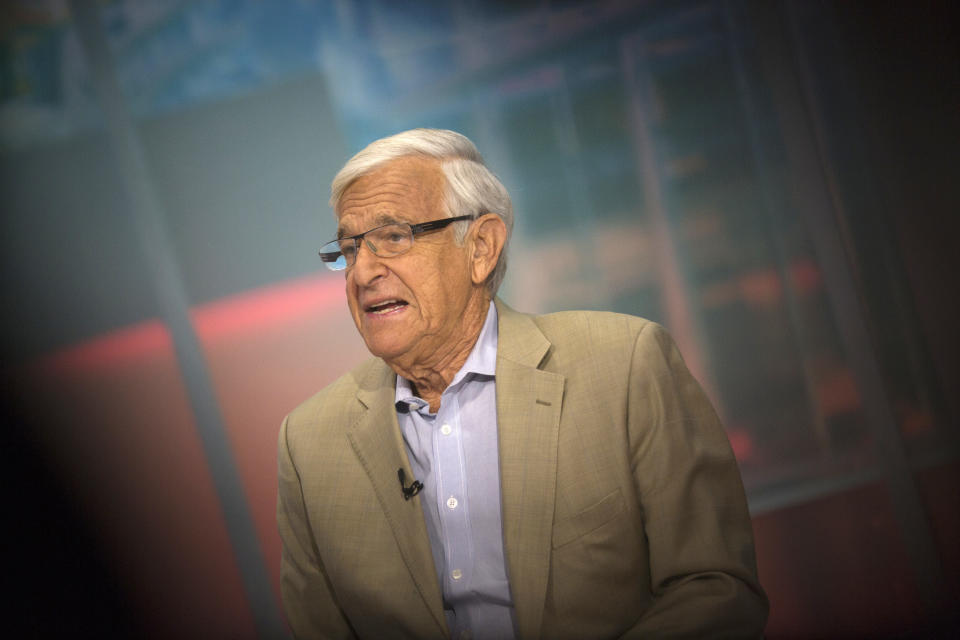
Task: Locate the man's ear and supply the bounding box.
[469,213,507,286]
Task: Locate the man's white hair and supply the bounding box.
[330,128,514,295]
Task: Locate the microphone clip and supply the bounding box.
[397,468,423,500]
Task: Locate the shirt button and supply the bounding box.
[451,569,462,580]
[446,496,458,509]
[440,424,452,436]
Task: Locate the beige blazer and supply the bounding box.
[278,300,768,639]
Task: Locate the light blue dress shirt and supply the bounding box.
[395,302,516,640]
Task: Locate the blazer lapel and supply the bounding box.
[495,300,565,640]
[348,362,447,636]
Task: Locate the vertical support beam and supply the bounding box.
[619,34,726,420]
[550,65,612,309]
[747,0,945,619]
[721,0,828,451]
[69,2,286,637]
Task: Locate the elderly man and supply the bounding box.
[277,129,768,639]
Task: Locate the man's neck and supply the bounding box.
[390,295,491,412]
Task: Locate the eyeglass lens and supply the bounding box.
[319,223,414,270]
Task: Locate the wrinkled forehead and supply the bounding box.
[335,156,447,228]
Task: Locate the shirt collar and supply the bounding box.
[395,301,498,409]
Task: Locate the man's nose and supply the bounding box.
[351,239,387,284]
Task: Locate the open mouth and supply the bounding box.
[365,299,409,315]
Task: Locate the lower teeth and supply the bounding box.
[373,305,402,314]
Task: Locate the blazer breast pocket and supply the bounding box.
[552,488,626,548]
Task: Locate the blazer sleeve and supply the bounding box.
[277,416,357,640]
[620,323,769,638]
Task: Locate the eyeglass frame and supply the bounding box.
[318,214,475,270]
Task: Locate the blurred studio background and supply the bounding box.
[1,0,957,637]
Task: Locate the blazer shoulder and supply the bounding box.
[285,356,385,434]
[519,310,675,383]
[532,308,656,349]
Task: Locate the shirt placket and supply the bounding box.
[434,388,472,605]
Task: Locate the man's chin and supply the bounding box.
[361,335,409,363]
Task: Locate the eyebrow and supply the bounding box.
[337,213,404,239]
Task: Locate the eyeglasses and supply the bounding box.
[319,215,474,271]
